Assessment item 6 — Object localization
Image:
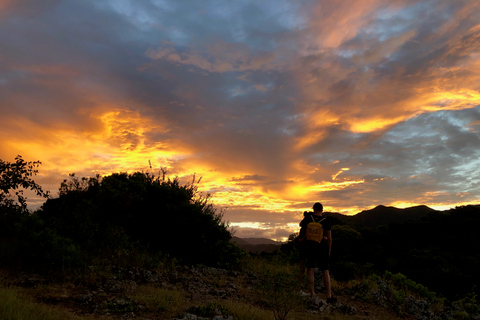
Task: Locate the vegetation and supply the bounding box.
[331,205,480,301]
[1,155,480,319]
[1,157,243,271]
[0,155,49,210]
[0,285,94,320]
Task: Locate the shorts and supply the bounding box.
[305,240,330,270]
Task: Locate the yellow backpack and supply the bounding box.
[306,215,326,243]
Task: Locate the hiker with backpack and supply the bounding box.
[297,210,312,295]
[298,202,336,303]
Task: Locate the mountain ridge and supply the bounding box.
[234,204,443,248]
[231,236,282,253]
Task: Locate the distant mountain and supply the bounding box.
[231,236,281,253]
[236,237,280,245]
[314,205,440,229]
[231,205,440,251]
[351,204,438,228]
[347,205,438,228]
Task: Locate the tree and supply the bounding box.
[0,156,79,272]
[39,171,243,268]
[0,155,49,210]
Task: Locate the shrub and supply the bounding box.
[251,258,303,320]
[385,271,437,302]
[38,171,243,268]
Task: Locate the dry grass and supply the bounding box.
[0,285,98,320]
[127,284,187,318]
[0,262,412,320]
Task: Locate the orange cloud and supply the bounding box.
[303,0,385,49]
[0,108,191,184]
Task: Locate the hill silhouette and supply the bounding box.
[319,204,480,300]
[321,204,439,229]
[349,204,438,228]
[232,236,281,253]
[235,205,442,253]
[233,204,440,254]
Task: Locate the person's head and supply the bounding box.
[303,211,313,217]
[312,202,323,213]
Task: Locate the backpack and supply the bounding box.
[306,215,326,243]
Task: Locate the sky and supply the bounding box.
[1,0,480,241]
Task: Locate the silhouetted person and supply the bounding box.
[297,210,312,294]
[299,202,336,303]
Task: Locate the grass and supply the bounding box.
[0,258,445,320]
[127,284,187,317]
[0,285,97,320]
[216,300,274,320]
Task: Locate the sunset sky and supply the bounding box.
[1,0,480,240]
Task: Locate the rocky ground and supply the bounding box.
[2,266,477,320]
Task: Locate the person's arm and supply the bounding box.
[325,230,332,255]
[298,218,306,242]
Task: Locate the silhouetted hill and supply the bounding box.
[321,205,439,229]
[237,237,280,245]
[231,237,250,246]
[232,236,281,253]
[350,205,438,228]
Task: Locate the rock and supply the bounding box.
[173,313,198,320]
[212,315,234,320]
[106,279,138,293]
[401,295,430,314]
[5,272,44,288]
[336,303,357,315]
[75,293,92,304]
[173,313,235,320]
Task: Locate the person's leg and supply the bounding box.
[297,260,306,291]
[322,270,331,298]
[307,267,316,296]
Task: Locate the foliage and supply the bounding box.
[0,155,49,210]
[346,271,440,317]
[384,271,437,302]
[0,157,80,272]
[0,209,82,271]
[250,257,303,320]
[453,287,480,316]
[328,225,367,281]
[279,205,480,303]
[1,155,243,271]
[318,205,480,300]
[277,233,300,265]
[58,173,100,196]
[38,171,243,268]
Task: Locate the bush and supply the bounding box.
[38,171,243,268]
[250,258,303,320]
[0,204,82,272]
[385,271,437,302]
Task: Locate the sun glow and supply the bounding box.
[332,168,350,180]
[421,89,480,111]
[292,179,365,197]
[208,188,300,212]
[349,117,404,133]
[0,108,192,181]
